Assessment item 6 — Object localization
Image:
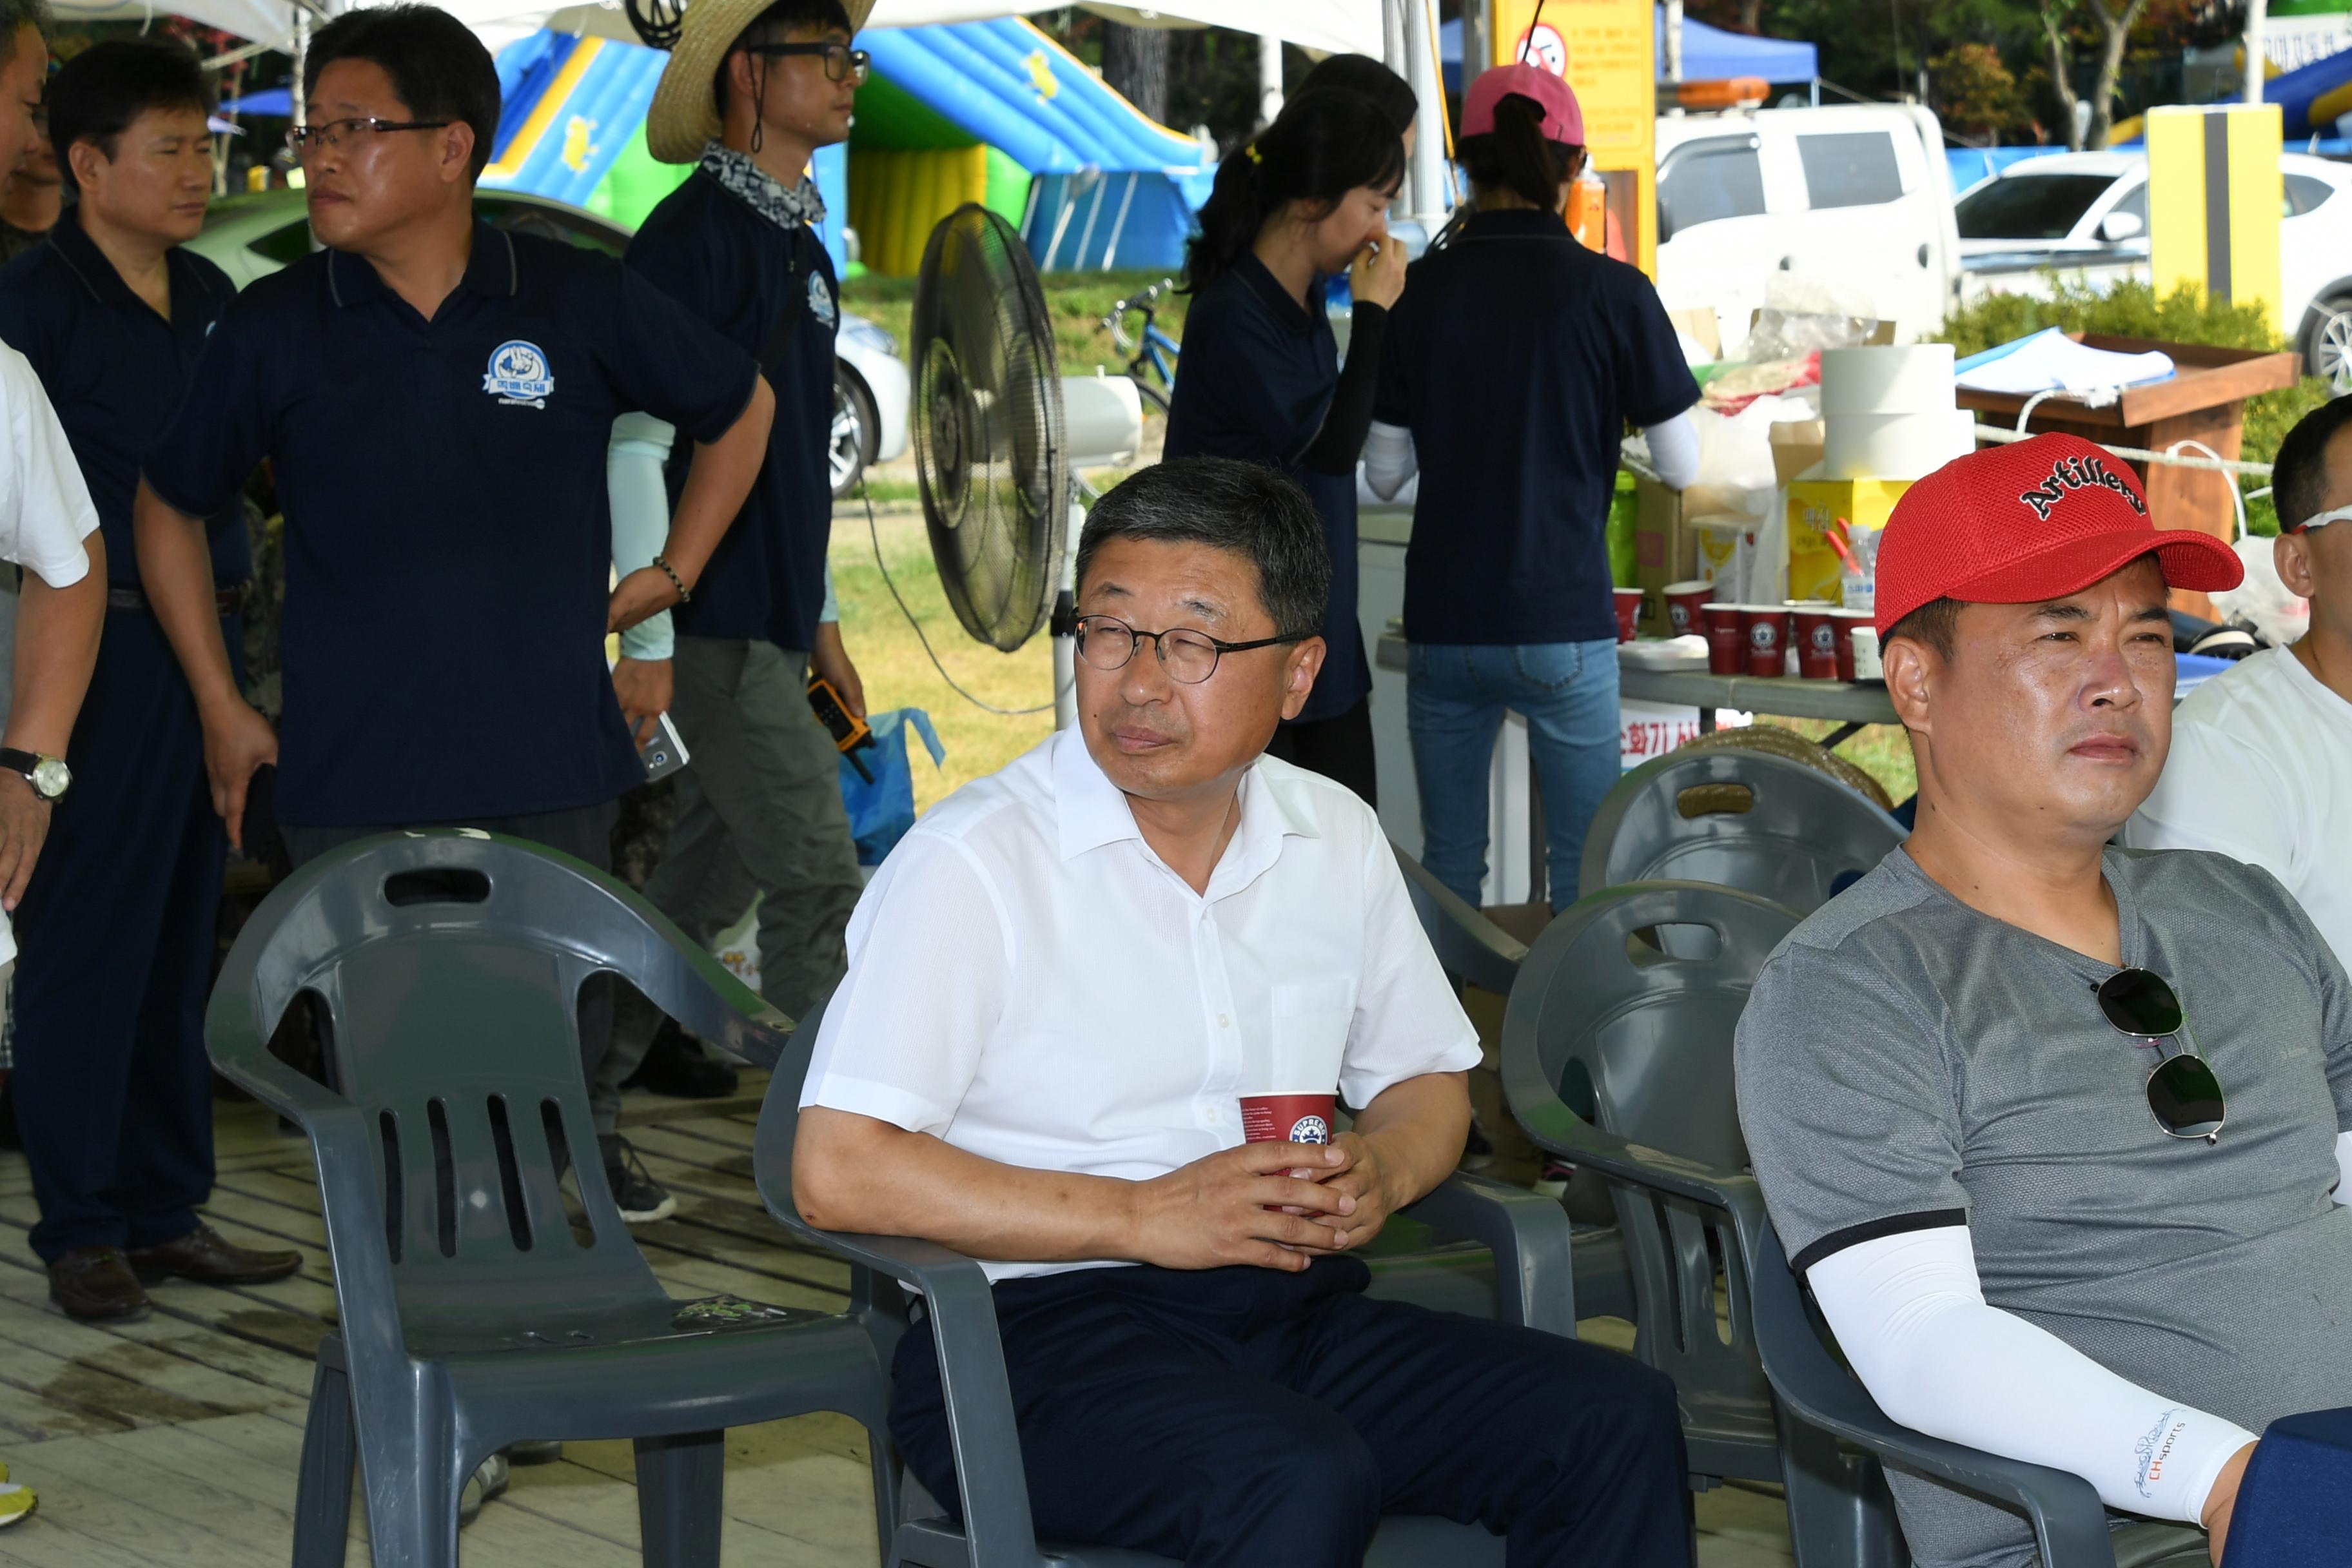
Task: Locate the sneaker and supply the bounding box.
[458,1452,509,1528]
[602,1139,677,1224]
[622,1019,740,1100]
[1531,1157,1574,1200]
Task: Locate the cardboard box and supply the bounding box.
[1632,477,1691,636]
[1786,477,1910,606]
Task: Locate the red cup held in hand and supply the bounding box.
[1241,1092,1337,1147]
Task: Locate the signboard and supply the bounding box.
[1491,0,1658,275]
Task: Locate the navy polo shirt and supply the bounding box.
[626,170,838,653]
[0,215,250,589]
[142,222,760,828]
[1375,208,1699,646]
[1163,254,1369,724]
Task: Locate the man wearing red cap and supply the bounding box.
[2128,397,2352,969]
[1736,433,2352,1568]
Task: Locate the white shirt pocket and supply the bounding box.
[1268,977,1358,1095]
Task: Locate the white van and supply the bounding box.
[1653,103,1963,357]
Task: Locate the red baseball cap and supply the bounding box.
[1462,64,1584,146]
[1873,433,2244,640]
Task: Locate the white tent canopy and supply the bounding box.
[54,0,1380,64]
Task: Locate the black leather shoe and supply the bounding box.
[126,1224,302,1286]
[623,1019,739,1099]
[48,1248,152,1322]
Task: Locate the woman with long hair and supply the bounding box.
[1162,88,1406,805]
[1366,66,1701,920]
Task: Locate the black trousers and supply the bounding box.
[281,799,624,1137]
[14,611,235,1261]
[889,1256,1692,1567]
[1265,694,1378,808]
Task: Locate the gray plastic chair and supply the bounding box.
[206,832,897,1568]
[1749,1223,2209,1568]
[755,997,1588,1567]
[1389,841,1527,1001]
[1501,879,1905,1567]
[1578,750,1906,912]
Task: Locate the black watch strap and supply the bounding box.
[0,749,62,799]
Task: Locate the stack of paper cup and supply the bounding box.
[1820,346,1975,481]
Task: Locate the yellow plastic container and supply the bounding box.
[1786,478,1910,606]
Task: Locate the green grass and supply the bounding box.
[843,268,1190,386]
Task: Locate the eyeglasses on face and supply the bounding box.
[738,42,870,84]
[2096,966,2225,1144]
[1072,614,1296,685]
[285,117,452,158]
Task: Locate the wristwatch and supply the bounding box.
[0,749,70,801]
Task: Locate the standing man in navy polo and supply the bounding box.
[0,39,300,1324]
[134,4,775,1224]
[613,0,870,1065]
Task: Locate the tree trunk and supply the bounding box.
[1738,0,1763,30]
[1102,23,1171,124]
[2085,0,2151,150]
[2039,0,2085,150]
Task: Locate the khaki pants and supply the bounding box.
[647,638,866,1021]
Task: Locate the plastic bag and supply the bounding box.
[839,708,945,867]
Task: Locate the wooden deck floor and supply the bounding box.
[0,1081,1797,1566]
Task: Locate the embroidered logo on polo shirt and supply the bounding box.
[483,340,554,409]
[808,271,837,330]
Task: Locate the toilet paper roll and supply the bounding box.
[1819,344,1957,416]
[1825,409,1979,481]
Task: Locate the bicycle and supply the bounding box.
[1101,278,1181,414]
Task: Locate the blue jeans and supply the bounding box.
[1407,640,1622,911]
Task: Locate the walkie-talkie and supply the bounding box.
[808,676,876,783]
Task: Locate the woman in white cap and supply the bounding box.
[1366,65,1701,919]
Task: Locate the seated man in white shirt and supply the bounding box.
[794,456,1689,1568]
[2126,397,2352,964]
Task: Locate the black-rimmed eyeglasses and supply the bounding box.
[2097,967,2225,1144]
[738,42,870,84]
[1073,614,1297,685]
[286,117,452,157]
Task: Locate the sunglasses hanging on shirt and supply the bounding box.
[2097,967,2225,1144]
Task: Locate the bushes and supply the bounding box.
[1931,277,2332,535]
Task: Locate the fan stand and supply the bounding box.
[1051,497,1085,732]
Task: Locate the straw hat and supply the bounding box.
[643,0,875,165]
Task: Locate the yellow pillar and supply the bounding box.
[2146,103,2283,333]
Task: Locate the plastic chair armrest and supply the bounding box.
[774,1224,1049,1568]
[1391,842,1527,998]
[1397,1173,1576,1335]
[1510,1088,1756,1217]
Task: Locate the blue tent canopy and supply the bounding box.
[220,86,292,116]
[1440,6,1818,94]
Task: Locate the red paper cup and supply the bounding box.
[1827,609,1871,681]
[1738,605,1791,678]
[1663,580,1713,640]
[1240,1092,1337,1147]
[1791,605,1839,680]
[1701,603,1743,675]
[1611,587,1643,643]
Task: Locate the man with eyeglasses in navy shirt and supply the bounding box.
[0,38,300,1326]
[133,4,774,1223]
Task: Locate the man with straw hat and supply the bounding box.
[609,0,873,1101]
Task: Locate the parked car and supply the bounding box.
[1954,149,2352,386]
[189,188,911,495]
[1653,102,1963,355]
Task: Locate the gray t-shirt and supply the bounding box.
[1736,845,2352,1568]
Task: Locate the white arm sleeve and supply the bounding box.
[820,562,839,625]
[2336,1130,2352,1205]
[608,412,677,662]
[1642,410,1701,491]
[1808,1226,2257,1525]
[1363,420,1417,502]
